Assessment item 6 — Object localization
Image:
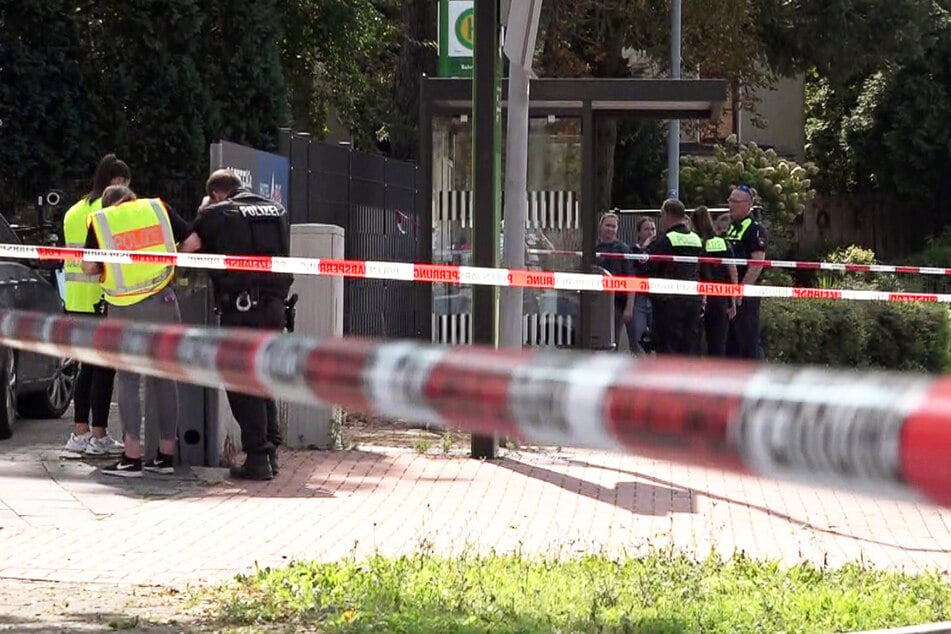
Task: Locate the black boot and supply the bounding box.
[230,452,273,481]
[267,447,279,475]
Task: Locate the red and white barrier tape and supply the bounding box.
[527,247,947,277]
[8,243,951,304]
[0,308,948,507]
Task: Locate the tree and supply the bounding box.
[0,1,93,213]
[197,0,290,152]
[755,0,935,86]
[536,0,774,212]
[679,138,818,256]
[612,120,667,208]
[80,0,213,182]
[804,3,951,244]
[279,0,399,151]
[389,0,437,160]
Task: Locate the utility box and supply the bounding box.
[206,224,346,464]
[284,224,345,448]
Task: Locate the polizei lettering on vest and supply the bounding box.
[239,204,283,218]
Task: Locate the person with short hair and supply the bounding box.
[595,212,637,353]
[179,169,294,480]
[724,185,768,359]
[644,199,704,355]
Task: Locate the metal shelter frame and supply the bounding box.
[417,76,728,347]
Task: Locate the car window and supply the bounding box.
[0,215,21,245]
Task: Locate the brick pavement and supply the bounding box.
[1,435,950,590]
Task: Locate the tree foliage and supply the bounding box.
[755,0,935,86]
[0,0,292,215]
[279,0,398,150]
[82,0,212,180]
[0,1,92,208]
[804,3,951,239]
[197,0,290,152]
[678,138,818,256]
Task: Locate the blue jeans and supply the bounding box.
[614,295,651,354]
[632,295,652,354]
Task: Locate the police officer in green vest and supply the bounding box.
[725,185,768,360]
[644,198,704,355]
[61,154,129,456]
[693,205,738,357]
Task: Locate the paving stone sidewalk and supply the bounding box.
[1,416,950,631]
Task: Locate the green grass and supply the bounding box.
[201,549,951,633]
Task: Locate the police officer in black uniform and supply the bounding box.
[724,184,768,359]
[180,169,293,480]
[644,198,704,355]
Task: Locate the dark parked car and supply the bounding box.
[0,213,77,440]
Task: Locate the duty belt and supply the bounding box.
[215,289,283,314]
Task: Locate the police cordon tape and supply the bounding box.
[0,307,949,508]
[5,242,951,304]
[528,247,949,276]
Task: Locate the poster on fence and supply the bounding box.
[209,140,289,207]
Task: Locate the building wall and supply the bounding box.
[739,74,807,160]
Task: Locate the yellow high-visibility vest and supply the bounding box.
[704,236,729,253]
[63,197,104,312]
[667,230,703,249]
[89,198,176,306]
[726,217,753,243]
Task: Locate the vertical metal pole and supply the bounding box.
[417,76,434,342]
[579,101,596,348]
[499,66,529,350]
[470,0,500,459]
[666,0,682,198]
[277,127,292,157]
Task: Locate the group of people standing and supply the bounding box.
[596,184,768,359]
[60,154,294,481]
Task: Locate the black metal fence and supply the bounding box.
[287,135,419,339]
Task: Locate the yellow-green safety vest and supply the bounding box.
[667,230,703,249]
[726,217,753,243]
[704,236,729,253]
[63,197,104,313]
[89,198,177,307]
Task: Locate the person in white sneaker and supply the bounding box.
[62,154,127,457]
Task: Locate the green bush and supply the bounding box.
[905,227,951,267]
[818,244,901,291]
[678,136,819,257]
[762,299,951,371]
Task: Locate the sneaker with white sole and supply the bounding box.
[64,431,92,453]
[101,454,142,478]
[85,434,125,456]
[143,452,174,475]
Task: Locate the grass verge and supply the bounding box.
[200,549,951,633]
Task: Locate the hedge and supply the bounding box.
[761,299,951,372]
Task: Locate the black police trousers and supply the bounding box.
[67,310,116,428]
[727,297,764,360]
[218,296,285,455]
[704,296,731,357]
[651,297,701,356]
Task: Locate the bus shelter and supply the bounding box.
[418,76,728,349]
